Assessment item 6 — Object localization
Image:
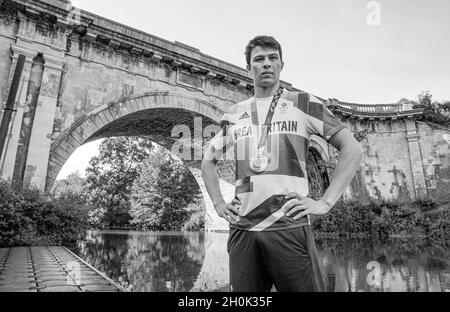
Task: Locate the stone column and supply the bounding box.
[0,46,35,182]
[24,54,66,189]
[189,167,231,232]
[11,52,45,189]
[405,118,427,199]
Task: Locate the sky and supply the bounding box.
[57,0,450,180]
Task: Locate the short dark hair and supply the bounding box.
[245,35,283,66]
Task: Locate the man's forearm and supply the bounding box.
[201,159,225,207]
[321,143,363,209]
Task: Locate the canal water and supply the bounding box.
[74,230,450,292]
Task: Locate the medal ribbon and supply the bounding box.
[255,87,284,155]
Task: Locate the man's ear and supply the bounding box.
[281,61,285,71]
[246,64,251,71]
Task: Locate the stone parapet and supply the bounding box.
[327,99,425,120]
[7,0,293,94]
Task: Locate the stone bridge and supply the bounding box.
[0,0,449,231]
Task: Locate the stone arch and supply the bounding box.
[47,91,226,188]
[46,91,235,231]
[309,137,330,163]
[307,138,331,199]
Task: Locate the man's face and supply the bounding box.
[247,46,284,89]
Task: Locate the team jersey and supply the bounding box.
[207,89,346,232]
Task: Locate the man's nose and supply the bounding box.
[263,58,271,68]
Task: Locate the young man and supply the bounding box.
[201,35,363,292]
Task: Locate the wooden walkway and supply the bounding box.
[0,246,125,292]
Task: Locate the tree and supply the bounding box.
[130,147,201,231]
[51,171,91,223]
[83,137,153,227]
[416,91,450,127]
[51,171,85,197]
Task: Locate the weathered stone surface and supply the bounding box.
[0,34,16,119]
[417,122,450,201]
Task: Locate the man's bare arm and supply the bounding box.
[201,148,225,207]
[321,128,364,208]
[284,128,363,219]
[202,145,240,224]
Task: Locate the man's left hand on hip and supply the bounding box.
[282,192,332,220]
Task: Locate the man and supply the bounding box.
[201,35,363,292]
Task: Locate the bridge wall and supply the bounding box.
[0,0,257,190]
[0,0,449,210]
[337,118,450,203]
[0,16,16,121]
[56,40,249,140]
[417,123,450,201]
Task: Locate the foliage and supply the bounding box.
[181,198,206,231]
[0,181,88,248]
[313,198,450,245]
[129,147,202,231]
[83,137,153,227]
[181,212,205,232]
[51,171,86,196]
[415,91,450,127]
[313,201,383,238]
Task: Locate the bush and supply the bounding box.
[313,198,450,242]
[426,209,450,245]
[182,211,205,232]
[313,200,381,238]
[0,181,88,248]
[380,202,427,237]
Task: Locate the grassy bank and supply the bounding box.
[312,198,450,245]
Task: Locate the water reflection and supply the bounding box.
[76,231,205,291]
[315,238,450,292]
[75,231,450,292]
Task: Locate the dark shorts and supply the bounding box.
[227,225,325,292]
